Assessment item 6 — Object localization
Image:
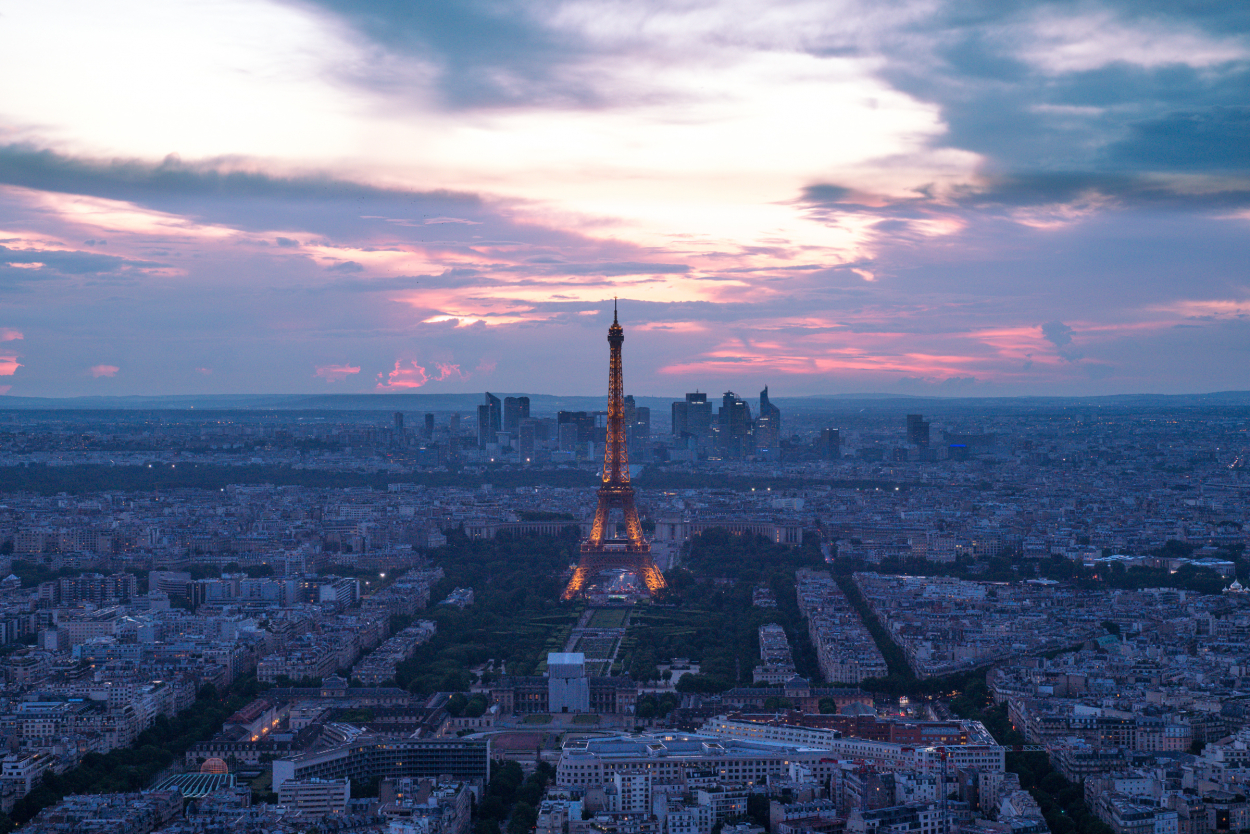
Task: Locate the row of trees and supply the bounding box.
[475,760,556,834]
[393,529,583,694]
[951,682,1113,834]
[447,692,489,718]
[625,529,827,693]
[636,692,680,718]
[1,676,271,831]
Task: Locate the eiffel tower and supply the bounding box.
[562,303,667,600]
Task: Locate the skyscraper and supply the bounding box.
[557,422,579,452]
[622,395,649,456]
[671,400,688,437]
[518,420,536,461]
[478,393,501,448]
[558,411,596,443]
[756,386,781,457]
[632,406,650,450]
[504,396,530,433]
[717,391,753,458]
[906,414,930,447]
[819,428,841,460]
[424,413,434,439]
[673,392,712,439]
[393,412,404,432]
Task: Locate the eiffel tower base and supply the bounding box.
[562,548,667,600]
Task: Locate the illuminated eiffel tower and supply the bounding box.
[562,303,667,600]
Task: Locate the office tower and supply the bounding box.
[504,396,530,433]
[632,406,650,447]
[485,393,501,431]
[477,405,492,448]
[449,413,460,435]
[819,428,841,460]
[479,393,501,448]
[563,306,666,599]
[685,392,712,437]
[717,391,753,458]
[671,400,688,436]
[424,413,434,439]
[623,395,648,453]
[756,386,781,455]
[519,420,536,460]
[393,412,404,432]
[558,422,579,452]
[906,414,930,447]
[558,410,596,443]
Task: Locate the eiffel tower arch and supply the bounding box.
[562,304,667,600]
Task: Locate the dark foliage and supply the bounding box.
[394,530,581,694]
[4,677,269,827]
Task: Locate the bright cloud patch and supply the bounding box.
[376,360,466,391]
[314,363,361,382]
[0,355,20,376]
[89,364,119,378]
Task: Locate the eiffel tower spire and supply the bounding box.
[562,305,666,599]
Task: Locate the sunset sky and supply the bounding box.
[0,0,1247,397]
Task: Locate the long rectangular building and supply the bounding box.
[699,715,1005,773]
[273,736,491,790]
[556,732,839,789]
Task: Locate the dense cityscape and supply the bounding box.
[4,1,1245,834]
[0,323,1247,834]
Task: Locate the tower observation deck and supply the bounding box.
[562,303,667,600]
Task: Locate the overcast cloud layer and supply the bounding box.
[0,0,1247,397]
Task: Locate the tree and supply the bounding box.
[464,695,488,718]
[446,693,468,717]
[675,673,732,694]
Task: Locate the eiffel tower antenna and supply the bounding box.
[562,304,666,599]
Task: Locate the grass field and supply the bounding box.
[574,636,618,657]
[587,608,630,629]
[522,714,554,724]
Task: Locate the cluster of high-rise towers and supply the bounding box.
[671,387,782,460]
[473,388,784,463]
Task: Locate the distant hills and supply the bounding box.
[0,390,1248,414]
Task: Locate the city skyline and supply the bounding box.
[1,1,1248,398]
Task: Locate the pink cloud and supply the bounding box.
[474,358,497,375]
[377,360,430,390]
[0,386,10,395]
[196,367,213,375]
[376,360,467,391]
[315,363,361,382]
[0,355,21,376]
[90,364,119,378]
[0,329,22,342]
[434,362,466,381]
